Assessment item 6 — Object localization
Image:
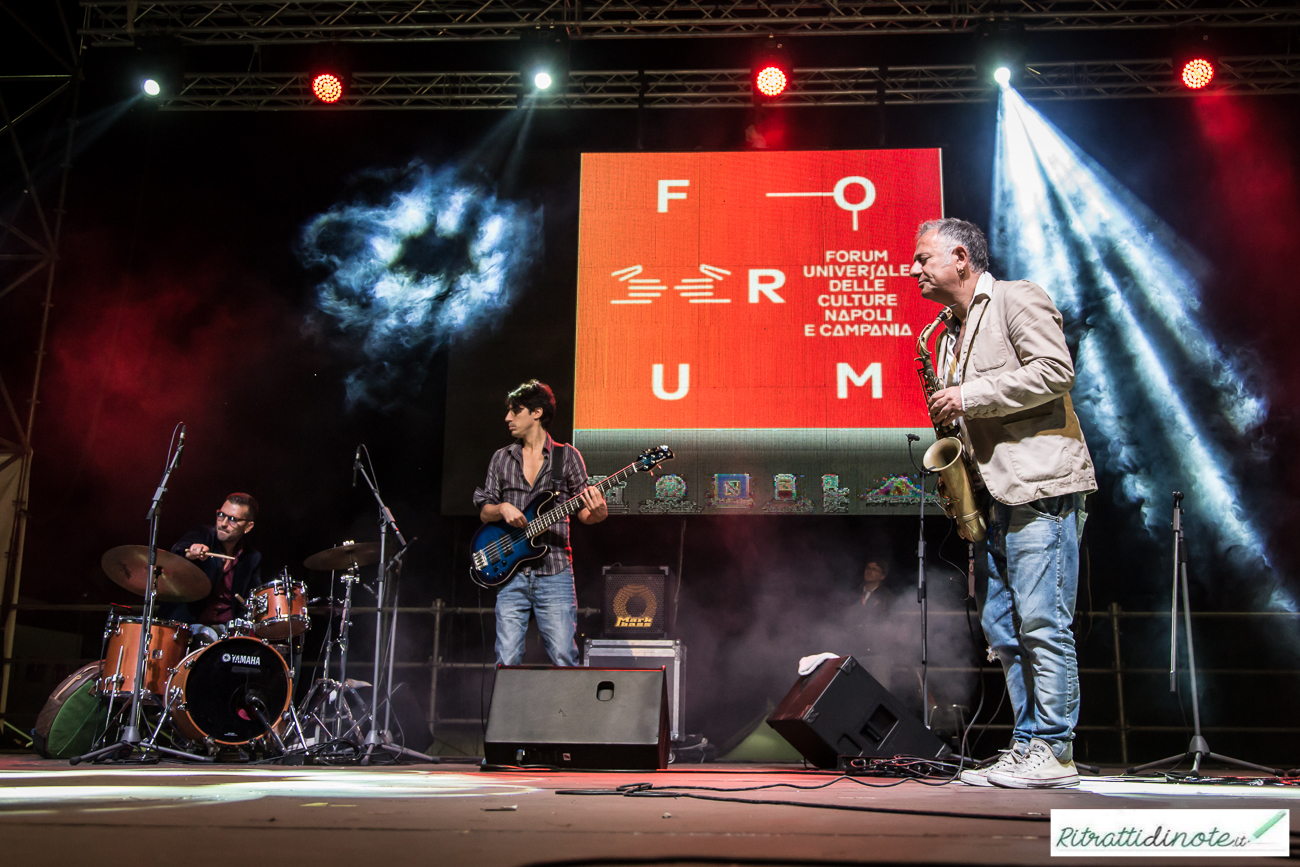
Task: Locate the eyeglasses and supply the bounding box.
[216,511,250,525]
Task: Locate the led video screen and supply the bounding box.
[573,149,943,515]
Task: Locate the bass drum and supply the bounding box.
[167,636,290,746]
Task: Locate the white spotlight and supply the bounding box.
[142,78,162,97]
[533,71,553,90]
[994,66,1012,86]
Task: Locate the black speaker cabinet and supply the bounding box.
[601,566,670,638]
[767,655,949,768]
[485,666,670,769]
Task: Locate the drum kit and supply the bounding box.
[69,431,431,764]
[73,540,395,762]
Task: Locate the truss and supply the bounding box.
[155,55,1300,109]
[78,0,1300,45]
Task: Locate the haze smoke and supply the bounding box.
[298,160,543,409]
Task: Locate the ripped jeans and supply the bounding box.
[973,493,1086,760]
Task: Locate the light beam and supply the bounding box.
[991,87,1283,604]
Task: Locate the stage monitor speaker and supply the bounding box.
[767,655,949,768]
[485,666,669,769]
[601,566,670,638]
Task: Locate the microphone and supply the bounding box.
[352,446,361,487]
[906,433,919,442]
[175,423,187,467]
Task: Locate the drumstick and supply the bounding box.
[205,552,236,561]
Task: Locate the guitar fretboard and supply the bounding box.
[523,460,643,538]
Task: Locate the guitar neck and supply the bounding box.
[524,461,639,538]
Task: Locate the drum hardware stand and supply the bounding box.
[1129,492,1279,778]
[353,446,436,765]
[74,425,205,764]
[296,564,366,746]
[905,433,934,729]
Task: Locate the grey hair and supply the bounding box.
[916,218,990,274]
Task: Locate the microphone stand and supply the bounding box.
[75,425,207,764]
[353,447,436,764]
[1128,492,1278,777]
[906,433,933,729]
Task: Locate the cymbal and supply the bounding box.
[303,542,381,572]
[101,545,211,603]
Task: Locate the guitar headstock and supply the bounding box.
[634,445,674,472]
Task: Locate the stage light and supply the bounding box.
[750,36,792,102]
[518,28,569,100]
[755,65,789,98]
[992,86,1279,600]
[1181,58,1215,89]
[976,19,1026,90]
[131,35,184,101]
[1173,29,1218,92]
[311,72,345,104]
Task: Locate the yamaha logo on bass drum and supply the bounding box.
[221,652,261,666]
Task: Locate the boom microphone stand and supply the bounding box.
[353,446,436,764]
[1128,492,1278,777]
[75,424,206,764]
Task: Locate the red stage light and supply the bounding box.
[312,72,344,104]
[1181,58,1215,90]
[755,65,789,98]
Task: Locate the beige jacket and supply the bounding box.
[937,276,1097,506]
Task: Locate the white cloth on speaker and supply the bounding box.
[797,652,841,676]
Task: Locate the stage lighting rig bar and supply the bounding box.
[156,57,1300,109]
[79,1,1300,45]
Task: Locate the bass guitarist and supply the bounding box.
[473,379,608,666]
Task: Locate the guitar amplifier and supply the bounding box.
[584,638,685,742]
[601,565,671,637]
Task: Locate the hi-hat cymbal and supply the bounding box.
[303,542,381,572]
[101,545,211,603]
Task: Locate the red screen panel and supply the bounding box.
[574,149,944,515]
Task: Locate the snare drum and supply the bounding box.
[247,577,308,640]
[97,616,191,698]
[166,636,291,746]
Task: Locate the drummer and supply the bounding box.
[164,493,263,629]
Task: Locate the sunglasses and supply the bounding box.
[216,511,250,525]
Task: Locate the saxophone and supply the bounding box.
[916,309,987,543]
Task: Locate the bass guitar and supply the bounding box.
[469,445,673,588]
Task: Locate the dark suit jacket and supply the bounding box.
[162,525,262,624]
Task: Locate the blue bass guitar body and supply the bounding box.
[468,445,674,590]
[468,492,558,587]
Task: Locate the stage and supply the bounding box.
[0,756,1295,865]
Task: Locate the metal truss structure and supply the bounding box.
[78,0,1300,44]
[0,6,83,729]
[158,55,1300,109]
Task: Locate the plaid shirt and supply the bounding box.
[473,434,590,576]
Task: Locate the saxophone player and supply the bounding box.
[911,218,1096,788]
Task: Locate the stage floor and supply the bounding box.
[1,755,1295,865]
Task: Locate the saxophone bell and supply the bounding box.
[923,437,987,543]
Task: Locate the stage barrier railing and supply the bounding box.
[8,601,1300,764]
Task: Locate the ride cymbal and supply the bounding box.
[100,545,211,603]
[303,542,381,572]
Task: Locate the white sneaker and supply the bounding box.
[986,738,1080,788]
[959,745,1025,787]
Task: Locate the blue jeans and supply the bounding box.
[494,568,579,666]
[974,493,1086,759]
